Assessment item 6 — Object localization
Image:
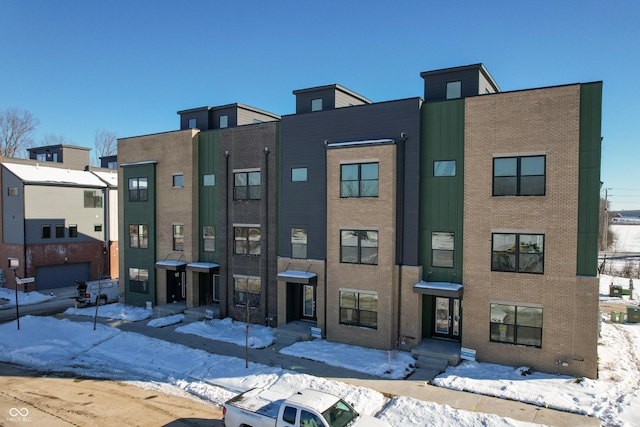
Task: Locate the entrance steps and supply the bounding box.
[183,304,220,323]
[273,321,316,347]
[411,339,462,373]
[152,301,187,318]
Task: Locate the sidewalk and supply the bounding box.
[61,313,600,427]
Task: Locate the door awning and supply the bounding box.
[155,260,186,271]
[186,262,219,273]
[413,281,463,298]
[277,270,317,285]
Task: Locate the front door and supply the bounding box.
[302,284,316,321]
[167,270,185,303]
[434,296,461,340]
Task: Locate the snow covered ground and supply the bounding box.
[1,274,638,427]
[2,224,639,426]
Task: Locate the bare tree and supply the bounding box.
[93,129,117,166]
[0,108,40,158]
[42,133,77,146]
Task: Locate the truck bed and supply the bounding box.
[225,388,288,419]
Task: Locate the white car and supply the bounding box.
[74,279,119,306]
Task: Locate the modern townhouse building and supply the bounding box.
[0,144,118,290]
[278,65,601,378]
[117,64,602,378]
[118,104,280,319]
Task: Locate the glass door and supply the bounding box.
[434,296,461,341]
[302,284,316,320]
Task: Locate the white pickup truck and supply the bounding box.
[222,388,390,427]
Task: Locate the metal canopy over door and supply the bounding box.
[434,296,461,340]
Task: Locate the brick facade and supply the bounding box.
[463,85,599,378]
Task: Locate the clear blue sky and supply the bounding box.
[1,1,638,211]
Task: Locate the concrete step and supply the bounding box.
[411,339,462,367]
[416,354,449,371]
[152,302,187,318]
[274,333,300,346]
[183,305,220,323]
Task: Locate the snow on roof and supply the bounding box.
[414,281,463,292]
[155,260,186,267]
[92,171,118,186]
[3,163,106,187]
[277,270,316,279]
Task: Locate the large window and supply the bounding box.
[203,226,215,252]
[341,230,378,265]
[130,268,149,294]
[493,156,545,196]
[490,303,543,348]
[432,232,454,267]
[234,226,261,255]
[341,163,378,198]
[173,224,184,251]
[492,233,544,274]
[234,171,261,200]
[84,190,103,208]
[291,228,307,259]
[129,224,148,248]
[339,290,378,329]
[234,276,260,307]
[128,177,148,202]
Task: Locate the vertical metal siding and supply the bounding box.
[2,169,25,244]
[576,82,603,276]
[419,99,465,282]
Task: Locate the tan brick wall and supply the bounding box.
[326,144,398,350]
[399,265,423,351]
[463,85,598,378]
[118,129,199,307]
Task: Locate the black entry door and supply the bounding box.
[433,296,461,340]
[166,270,185,302]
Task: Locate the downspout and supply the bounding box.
[102,186,110,278]
[323,139,328,338]
[225,151,230,319]
[397,133,407,348]
[263,147,270,326]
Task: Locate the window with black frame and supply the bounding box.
[129,224,148,248]
[234,226,261,255]
[339,290,378,329]
[130,268,149,293]
[128,177,148,202]
[203,226,215,252]
[173,224,184,251]
[234,277,260,307]
[340,230,378,265]
[490,303,542,348]
[340,163,378,198]
[492,233,544,274]
[234,171,261,200]
[493,155,545,196]
[291,228,307,259]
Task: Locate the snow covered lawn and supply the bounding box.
[64,302,152,321]
[176,317,276,348]
[0,286,53,306]
[280,340,415,380]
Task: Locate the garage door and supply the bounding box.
[34,263,91,291]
